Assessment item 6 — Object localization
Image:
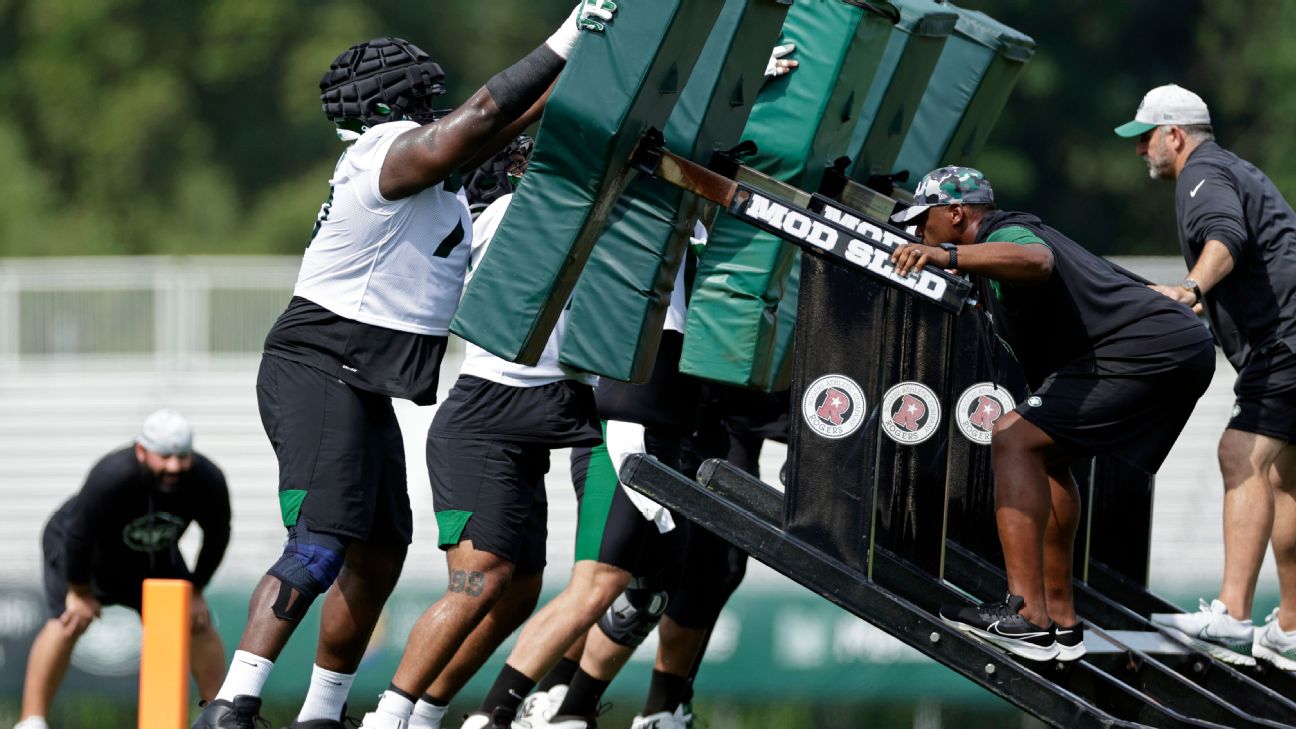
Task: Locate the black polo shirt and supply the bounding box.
[1176,141,1296,369]
[976,211,1210,389]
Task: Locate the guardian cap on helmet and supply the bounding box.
[320,37,446,132]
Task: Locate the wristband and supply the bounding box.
[940,242,958,269]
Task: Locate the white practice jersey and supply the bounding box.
[459,194,598,388]
[294,120,472,336]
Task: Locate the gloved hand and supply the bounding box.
[546,0,618,60]
[765,42,798,77]
[578,0,617,31]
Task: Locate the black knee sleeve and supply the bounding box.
[597,577,669,647]
[266,525,349,622]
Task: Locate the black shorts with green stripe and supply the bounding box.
[428,436,551,575]
[426,375,601,576]
[256,353,412,544]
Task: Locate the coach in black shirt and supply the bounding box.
[15,409,231,729]
[889,166,1215,662]
[1118,84,1296,670]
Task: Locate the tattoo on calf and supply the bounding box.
[448,569,486,597]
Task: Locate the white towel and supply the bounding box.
[603,419,676,533]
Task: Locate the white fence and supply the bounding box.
[0,256,1274,606]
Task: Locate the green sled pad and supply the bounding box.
[846,0,957,181]
[450,0,726,364]
[766,253,800,392]
[680,0,899,389]
[892,5,1034,184]
[559,0,794,383]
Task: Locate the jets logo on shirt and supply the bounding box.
[955,383,1017,445]
[802,374,866,439]
[122,512,185,553]
[880,382,941,445]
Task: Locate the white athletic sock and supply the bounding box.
[409,699,449,729]
[296,664,356,722]
[375,690,416,720]
[215,650,275,702]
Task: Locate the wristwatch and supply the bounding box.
[1182,278,1202,306]
[939,242,958,269]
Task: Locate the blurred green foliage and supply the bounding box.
[1,0,1294,257]
[0,0,572,257]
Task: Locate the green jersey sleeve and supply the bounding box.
[983,225,1048,302]
[984,224,1047,247]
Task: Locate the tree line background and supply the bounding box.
[1,0,1291,258]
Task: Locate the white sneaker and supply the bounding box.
[1253,608,1296,672]
[1150,598,1256,666]
[630,710,687,729]
[673,703,693,729]
[14,717,50,729]
[361,711,410,729]
[512,685,568,728]
[461,714,492,729]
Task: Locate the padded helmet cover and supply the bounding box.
[320,37,446,128]
[464,134,535,217]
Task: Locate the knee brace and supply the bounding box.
[597,576,669,647]
[266,525,349,622]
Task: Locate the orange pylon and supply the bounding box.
[138,579,192,729]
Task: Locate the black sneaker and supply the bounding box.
[192,695,266,729]
[939,594,1059,661]
[1054,622,1086,662]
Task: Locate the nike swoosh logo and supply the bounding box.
[987,620,1050,639]
[325,680,343,686]
[239,659,260,667]
[1190,179,1206,197]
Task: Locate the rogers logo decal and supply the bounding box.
[955,383,1016,445]
[880,382,941,445]
[802,374,866,439]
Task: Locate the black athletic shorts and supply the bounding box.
[1017,339,1216,474]
[427,436,548,576]
[256,354,412,544]
[41,521,189,618]
[1228,341,1296,442]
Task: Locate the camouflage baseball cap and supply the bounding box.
[891,166,995,223]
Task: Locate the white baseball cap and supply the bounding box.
[136,408,193,456]
[1114,84,1211,137]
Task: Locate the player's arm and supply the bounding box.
[1151,170,1242,307]
[190,467,232,592]
[456,81,554,178]
[380,2,615,200]
[59,459,119,633]
[61,460,119,592]
[893,241,1053,283]
[1150,239,1234,307]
